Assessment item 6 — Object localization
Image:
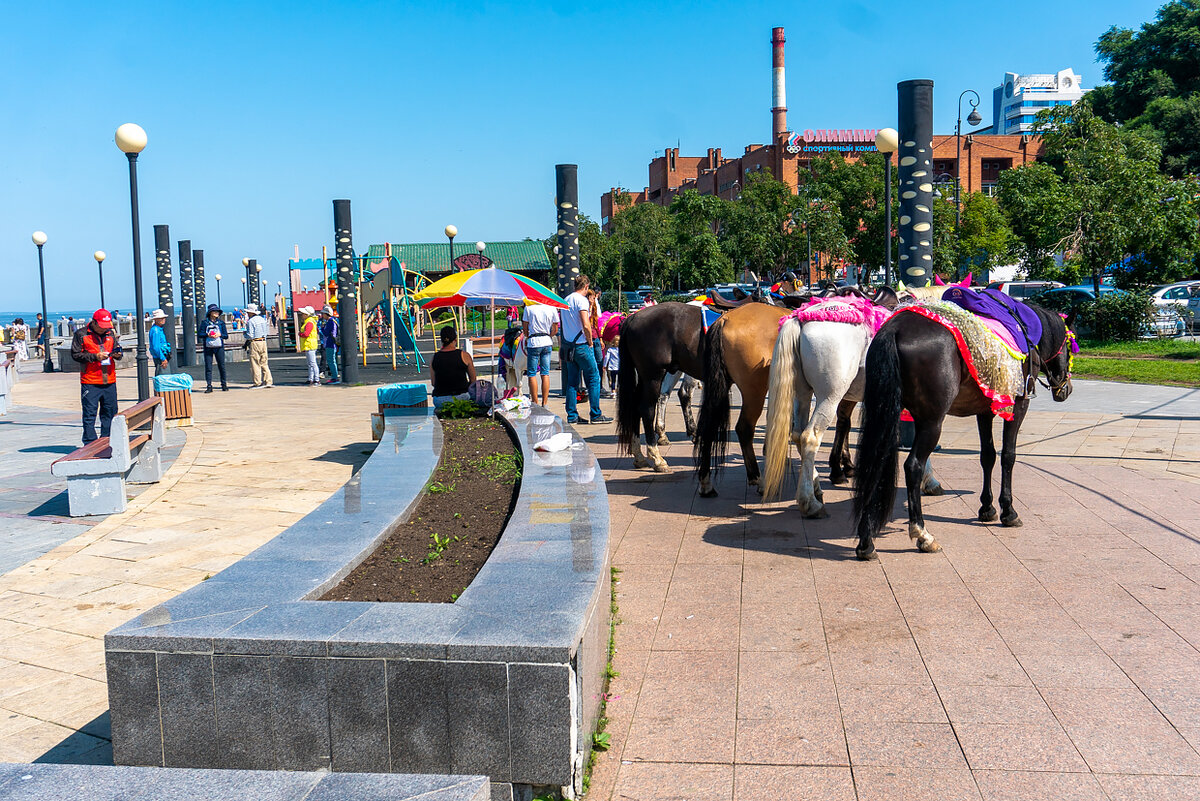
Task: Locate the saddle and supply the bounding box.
[706,289,772,311]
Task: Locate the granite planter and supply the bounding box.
[104,408,610,799]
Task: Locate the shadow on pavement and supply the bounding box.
[35,711,113,766]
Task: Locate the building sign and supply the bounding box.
[1014,75,1057,88]
[786,129,880,154]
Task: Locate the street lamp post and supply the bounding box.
[94,251,107,309]
[875,128,899,286]
[115,123,150,401]
[215,274,222,309]
[954,90,983,278]
[241,277,247,307]
[32,232,54,372]
[444,224,457,272]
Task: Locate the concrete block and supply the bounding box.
[63,474,127,517]
[328,658,390,773]
[158,652,218,768]
[105,650,163,767]
[269,656,330,771]
[508,662,573,786]
[386,659,451,774]
[214,654,276,770]
[447,661,511,781]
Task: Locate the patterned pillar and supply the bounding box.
[897,79,935,287]
[554,164,580,298]
[178,240,195,366]
[152,225,176,361]
[193,249,206,318]
[248,259,260,306]
[333,199,359,384]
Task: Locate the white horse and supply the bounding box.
[762,301,942,517]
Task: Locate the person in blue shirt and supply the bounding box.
[148,309,173,375]
[318,305,340,384]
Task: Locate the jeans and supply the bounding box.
[525,345,551,377]
[305,350,319,383]
[203,347,227,388]
[324,346,339,382]
[564,341,602,421]
[81,383,118,444]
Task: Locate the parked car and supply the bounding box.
[987,280,1065,299]
[1149,281,1200,308]
[1033,285,1185,338]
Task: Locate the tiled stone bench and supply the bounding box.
[104,407,610,800]
[0,763,488,800]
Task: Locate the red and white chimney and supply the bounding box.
[771,27,787,141]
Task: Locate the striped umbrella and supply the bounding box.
[412,267,569,399]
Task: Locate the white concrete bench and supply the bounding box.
[0,348,15,415]
[51,397,166,516]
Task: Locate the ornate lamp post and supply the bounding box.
[214,274,222,308]
[32,231,54,372]
[954,90,983,278]
[875,128,899,286]
[444,224,457,271]
[241,277,247,307]
[94,250,107,309]
[115,123,150,400]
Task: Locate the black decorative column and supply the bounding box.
[178,240,195,366]
[193,249,206,317]
[248,259,259,306]
[554,164,580,298]
[897,79,935,287]
[333,199,360,384]
[153,225,176,361]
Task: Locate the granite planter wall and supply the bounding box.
[104,408,610,799]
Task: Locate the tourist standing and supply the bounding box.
[430,325,476,409]
[318,305,340,385]
[560,275,610,425]
[148,309,173,375]
[244,304,273,388]
[10,318,29,361]
[603,335,620,391]
[199,304,229,393]
[522,301,559,407]
[70,309,123,444]
[31,314,45,359]
[298,306,320,386]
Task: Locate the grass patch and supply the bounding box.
[1079,339,1200,360]
[1073,356,1200,387]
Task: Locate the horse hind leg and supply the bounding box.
[905,420,944,553]
[679,377,699,440]
[976,413,998,521]
[642,379,669,472]
[921,458,944,496]
[829,398,856,485]
[796,392,839,519]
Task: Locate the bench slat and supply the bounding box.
[120,397,162,430]
[54,439,114,464]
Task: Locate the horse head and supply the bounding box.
[1032,304,1073,402]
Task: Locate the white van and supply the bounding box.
[987,280,1065,300]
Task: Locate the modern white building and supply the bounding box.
[990,69,1084,135]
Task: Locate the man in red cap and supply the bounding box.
[70,309,124,444]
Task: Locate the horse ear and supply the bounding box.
[1064,311,1077,330]
[933,275,946,286]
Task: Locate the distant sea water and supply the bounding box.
[0,310,105,327]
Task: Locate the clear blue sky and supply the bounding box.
[1,0,1162,312]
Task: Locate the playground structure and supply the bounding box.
[285,245,428,370]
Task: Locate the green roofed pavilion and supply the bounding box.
[366,241,551,278]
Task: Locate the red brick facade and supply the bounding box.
[602,131,1043,232]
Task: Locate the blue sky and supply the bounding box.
[1,0,1163,311]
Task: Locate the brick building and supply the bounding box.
[601,129,1044,233]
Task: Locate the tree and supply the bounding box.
[719,172,805,278]
[799,151,887,269]
[611,201,675,290]
[1091,1,1200,176]
[668,190,734,289]
[996,162,1074,277]
[955,193,1016,280]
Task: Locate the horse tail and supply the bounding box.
[615,333,639,454]
[852,323,902,541]
[762,318,801,500]
[693,319,731,475]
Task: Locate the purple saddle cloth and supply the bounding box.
[941,286,1043,354]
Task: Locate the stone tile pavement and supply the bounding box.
[584,379,1200,800]
[0,363,380,764]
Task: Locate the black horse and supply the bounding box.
[616,303,707,472]
[852,302,1073,559]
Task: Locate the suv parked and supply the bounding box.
[987,280,1065,299]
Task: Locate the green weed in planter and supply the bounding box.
[435,398,484,419]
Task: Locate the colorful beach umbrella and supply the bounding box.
[412,267,568,310]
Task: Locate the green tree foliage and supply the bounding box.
[1090,0,1200,176]
[720,172,807,278]
[996,163,1073,277]
[668,190,734,289]
[956,193,1016,279]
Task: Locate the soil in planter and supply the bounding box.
[321,418,521,603]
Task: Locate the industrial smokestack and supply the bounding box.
[771,27,787,140]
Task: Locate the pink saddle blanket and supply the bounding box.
[978,316,1022,356]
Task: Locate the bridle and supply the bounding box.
[1034,322,1075,394]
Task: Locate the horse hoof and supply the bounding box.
[978,507,998,522]
[657,435,670,446]
[830,474,848,486]
[1001,514,1023,528]
[918,539,942,553]
[632,458,649,470]
[855,546,878,561]
[699,488,718,498]
[843,465,856,478]
[652,461,669,474]
[922,482,944,496]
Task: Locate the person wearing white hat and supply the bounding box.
[297,306,320,386]
[148,308,173,376]
[244,303,273,388]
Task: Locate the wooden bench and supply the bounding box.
[50,397,166,517]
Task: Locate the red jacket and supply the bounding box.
[71,324,123,385]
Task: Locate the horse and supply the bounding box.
[693,302,790,496]
[616,302,709,472]
[851,301,1073,559]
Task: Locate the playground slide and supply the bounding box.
[387,303,425,369]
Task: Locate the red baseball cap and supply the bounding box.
[92,309,114,329]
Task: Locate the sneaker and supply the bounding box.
[566,416,582,425]
[589,414,613,424]
[204,386,213,394]
[221,386,229,392]
[600,391,614,399]
[325,379,339,385]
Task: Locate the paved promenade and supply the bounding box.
[585,380,1200,800]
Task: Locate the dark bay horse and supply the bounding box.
[852,302,1073,559]
[616,303,707,471]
